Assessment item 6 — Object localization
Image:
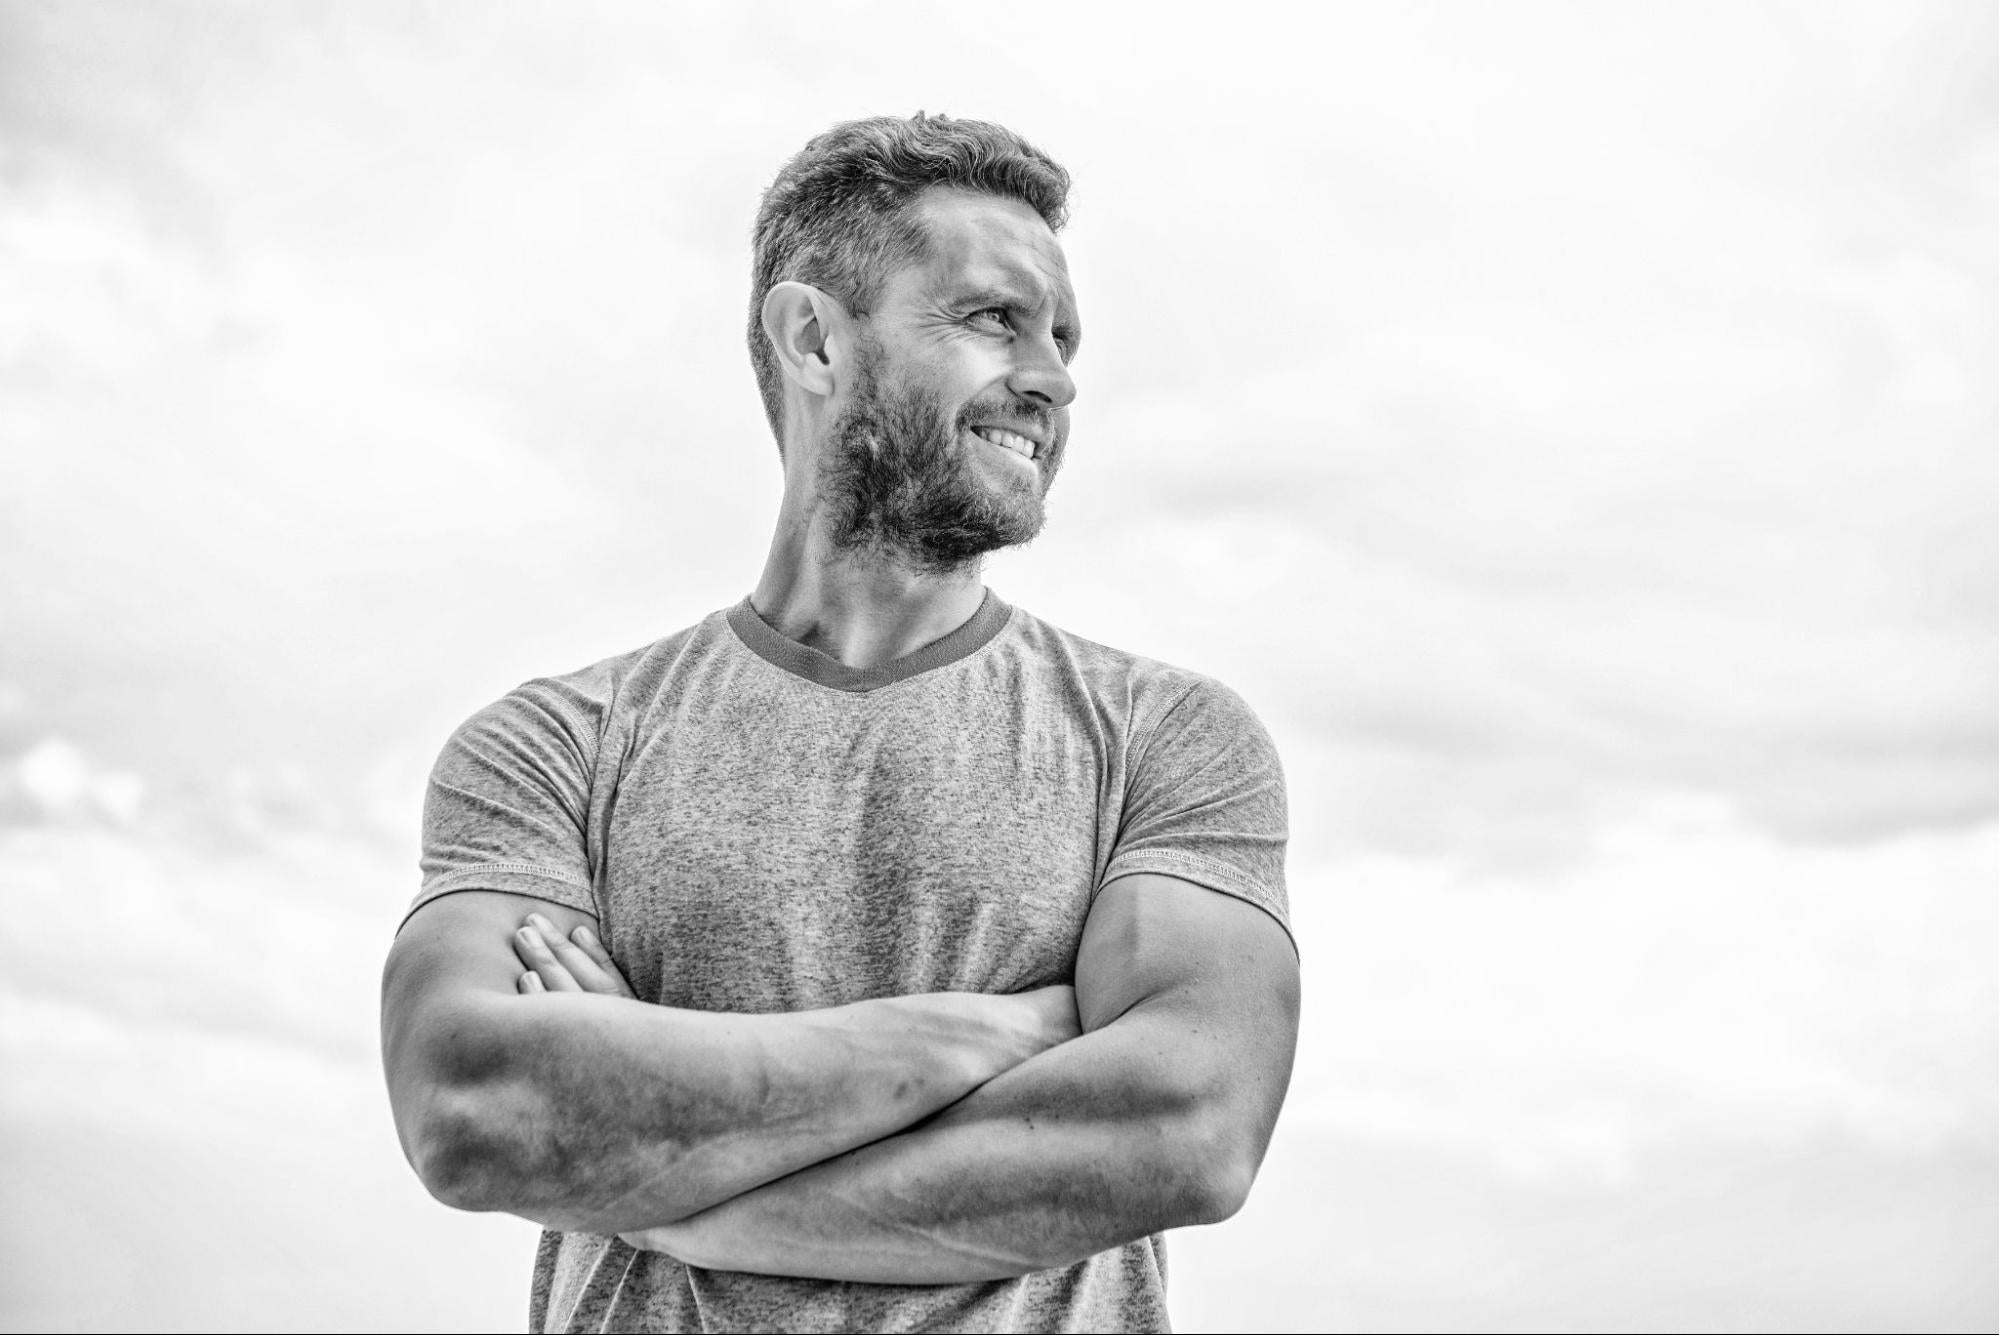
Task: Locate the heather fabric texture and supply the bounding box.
[413,590,1291,1335]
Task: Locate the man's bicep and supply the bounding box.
[382,891,600,1063]
[1078,874,1298,1024]
[1076,874,1300,1138]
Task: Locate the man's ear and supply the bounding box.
[761,281,849,400]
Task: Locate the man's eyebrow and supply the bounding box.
[948,284,1035,311]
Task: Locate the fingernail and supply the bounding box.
[518,925,541,946]
[572,926,595,946]
[527,914,552,932]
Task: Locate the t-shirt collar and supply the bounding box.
[726,588,1013,693]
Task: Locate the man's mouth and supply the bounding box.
[969,425,1040,461]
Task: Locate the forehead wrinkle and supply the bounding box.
[893,192,1081,337]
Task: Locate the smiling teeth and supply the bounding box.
[974,427,1036,459]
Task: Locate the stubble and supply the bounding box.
[817,343,1061,575]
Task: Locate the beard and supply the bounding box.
[817,345,1063,576]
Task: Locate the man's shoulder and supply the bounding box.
[997,604,1281,768]
[1002,602,1245,715]
[452,607,733,743]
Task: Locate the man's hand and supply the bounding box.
[506,914,1079,1063]
[511,913,636,999]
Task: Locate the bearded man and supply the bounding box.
[381,113,1300,1334]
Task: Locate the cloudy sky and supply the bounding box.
[3,2,1996,1330]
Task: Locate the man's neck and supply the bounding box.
[750,533,986,672]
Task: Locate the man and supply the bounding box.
[381,112,1299,1334]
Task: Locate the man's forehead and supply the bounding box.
[907,188,1076,310]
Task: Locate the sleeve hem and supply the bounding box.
[1097,851,1299,960]
[399,864,599,934]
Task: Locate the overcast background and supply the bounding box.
[3,2,1997,1331]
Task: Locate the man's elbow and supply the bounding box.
[403,1086,537,1214]
[1149,1067,1271,1226]
[397,1070,706,1230]
[386,1004,545,1215]
[1174,1113,1260,1225]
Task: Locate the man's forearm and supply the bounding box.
[396,983,1071,1236]
[624,999,1257,1283]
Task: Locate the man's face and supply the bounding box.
[818,187,1081,573]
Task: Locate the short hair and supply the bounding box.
[748,113,1072,447]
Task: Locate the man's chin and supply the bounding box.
[859,498,1046,574]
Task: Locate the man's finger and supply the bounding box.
[568,924,637,999]
[569,924,617,970]
[513,924,583,992]
[523,914,629,998]
[518,970,545,995]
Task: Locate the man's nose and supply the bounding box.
[1007,333,1076,411]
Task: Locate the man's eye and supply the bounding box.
[972,309,1011,329]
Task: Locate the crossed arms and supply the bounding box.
[380,873,1299,1283]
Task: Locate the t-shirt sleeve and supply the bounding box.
[1101,675,1294,954]
[404,678,604,930]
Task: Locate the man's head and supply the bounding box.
[750,114,1081,572]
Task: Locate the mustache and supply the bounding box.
[953,395,1056,441]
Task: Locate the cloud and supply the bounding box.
[0,787,413,1062]
[1280,799,1999,1182]
[1170,1123,1999,1334]
[1,736,145,823]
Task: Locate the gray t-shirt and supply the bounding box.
[414,590,1291,1334]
